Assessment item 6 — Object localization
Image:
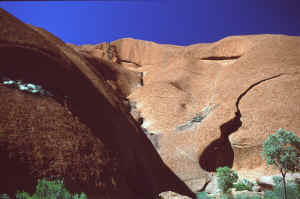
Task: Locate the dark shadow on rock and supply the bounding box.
[0,146,36,197]
[199,73,283,172]
[0,46,195,199]
[199,112,240,172]
[82,54,142,98]
[201,56,241,61]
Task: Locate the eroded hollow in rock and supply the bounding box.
[200,56,241,61]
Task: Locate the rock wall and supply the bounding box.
[104,35,300,191]
[0,8,195,199]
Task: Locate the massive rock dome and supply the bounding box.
[1,7,299,197]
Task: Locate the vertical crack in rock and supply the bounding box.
[199,73,284,172]
[139,72,144,87]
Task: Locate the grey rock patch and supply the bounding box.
[176,103,218,132]
[159,191,193,199]
[256,173,300,188]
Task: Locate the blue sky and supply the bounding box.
[1,0,300,46]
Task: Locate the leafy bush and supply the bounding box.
[15,192,32,199]
[264,176,300,199]
[2,178,87,199]
[216,166,238,193]
[233,179,254,191]
[219,193,234,199]
[196,192,211,199]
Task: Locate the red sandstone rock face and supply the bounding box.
[99,35,300,191]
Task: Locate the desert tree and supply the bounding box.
[261,128,300,199]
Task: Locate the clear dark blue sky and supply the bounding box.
[1,0,300,46]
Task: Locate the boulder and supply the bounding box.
[204,175,220,194]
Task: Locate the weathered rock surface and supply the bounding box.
[97,35,300,191]
[0,8,195,199]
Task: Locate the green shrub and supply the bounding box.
[219,193,234,199]
[2,178,87,199]
[264,176,300,199]
[233,179,254,191]
[216,167,238,193]
[15,192,31,199]
[196,192,211,199]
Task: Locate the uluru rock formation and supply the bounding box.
[1,7,300,198]
[79,34,300,191]
[0,8,195,199]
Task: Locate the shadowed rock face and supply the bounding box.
[67,43,143,98]
[0,8,195,199]
[0,84,119,196]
